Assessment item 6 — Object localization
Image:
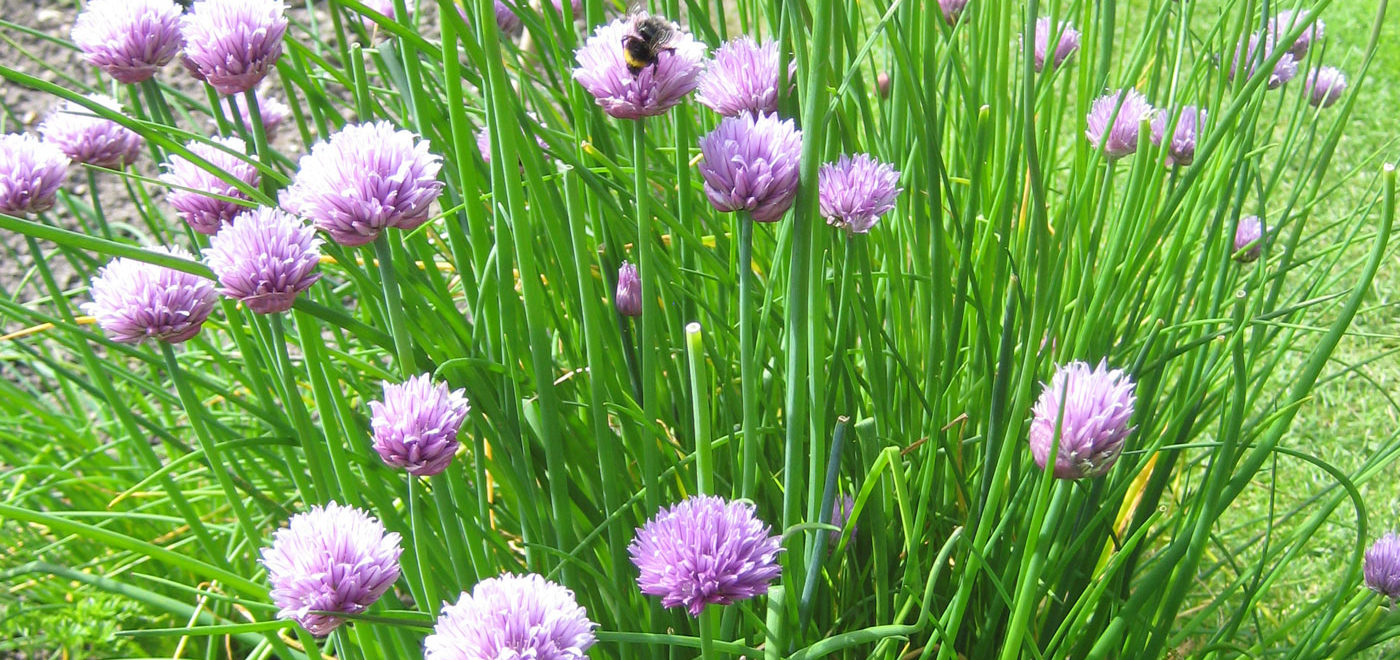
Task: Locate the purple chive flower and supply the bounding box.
[260,502,403,637]
[1233,215,1264,263]
[82,246,218,344]
[1151,106,1205,167]
[71,0,183,84]
[281,121,444,247]
[1029,360,1136,480]
[369,374,471,477]
[1270,10,1324,60]
[1085,89,1155,160]
[227,90,291,141]
[550,0,585,22]
[0,134,71,217]
[424,573,597,660]
[1365,532,1400,600]
[205,207,322,314]
[1231,35,1297,90]
[696,37,789,117]
[39,95,144,170]
[1033,18,1081,72]
[818,153,902,235]
[495,0,523,36]
[1307,67,1347,108]
[939,0,969,25]
[697,112,803,223]
[877,72,891,98]
[161,136,260,235]
[826,494,857,546]
[628,494,783,616]
[615,261,641,317]
[181,0,288,95]
[573,14,706,120]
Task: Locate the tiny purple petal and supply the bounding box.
[1029,360,1136,480]
[818,153,902,234]
[161,136,260,235]
[260,502,403,636]
[1085,89,1154,160]
[71,0,183,84]
[940,0,969,25]
[697,112,803,223]
[369,374,471,477]
[205,206,322,313]
[82,246,218,344]
[281,121,444,247]
[181,0,288,95]
[495,0,523,36]
[1150,106,1205,167]
[629,495,783,616]
[0,133,70,216]
[424,573,597,659]
[573,14,706,119]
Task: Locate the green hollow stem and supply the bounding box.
[242,88,275,198]
[699,606,717,660]
[373,233,418,374]
[158,342,263,554]
[267,312,334,502]
[738,215,759,499]
[407,476,441,615]
[686,322,712,495]
[86,169,113,241]
[633,117,661,514]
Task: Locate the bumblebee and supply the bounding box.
[621,14,678,75]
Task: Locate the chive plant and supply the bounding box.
[0,0,1397,658]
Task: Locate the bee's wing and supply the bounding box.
[626,0,648,16]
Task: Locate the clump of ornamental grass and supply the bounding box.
[0,2,1396,660]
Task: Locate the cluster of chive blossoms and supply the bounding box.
[205,207,322,314]
[1365,532,1400,601]
[696,36,789,117]
[573,14,707,119]
[181,0,288,95]
[261,503,403,636]
[0,134,70,217]
[70,0,182,84]
[629,495,783,616]
[697,112,804,223]
[39,96,144,170]
[1028,361,1137,480]
[83,247,219,345]
[425,573,597,659]
[161,136,261,235]
[369,374,472,477]
[819,154,903,235]
[1032,18,1081,72]
[281,121,444,247]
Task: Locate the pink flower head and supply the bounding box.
[1085,89,1154,160]
[697,112,803,223]
[940,0,969,25]
[260,502,403,636]
[818,153,902,234]
[1233,215,1264,263]
[1365,532,1400,601]
[1151,106,1205,167]
[1028,360,1136,479]
[181,0,288,95]
[1307,67,1347,109]
[82,246,218,344]
[71,0,183,84]
[369,374,472,477]
[629,495,783,616]
[1033,18,1080,72]
[205,206,322,314]
[40,95,144,170]
[161,136,260,235]
[1270,10,1325,60]
[281,121,444,247]
[425,573,597,659]
[696,36,791,117]
[0,134,70,216]
[573,14,706,119]
[1231,34,1298,90]
[615,261,641,317]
